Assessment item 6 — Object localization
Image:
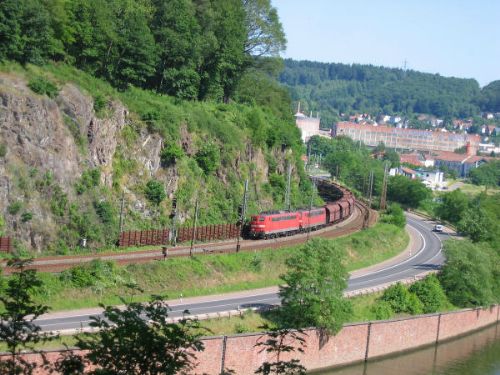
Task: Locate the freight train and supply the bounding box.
[249,185,355,239]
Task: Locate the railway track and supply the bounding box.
[1,200,375,274]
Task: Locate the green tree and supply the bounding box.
[280,238,352,334]
[387,175,431,208]
[436,190,469,224]
[408,274,448,313]
[469,161,500,187]
[439,240,496,307]
[145,180,166,206]
[457,208,493,243]
[243,0,286,57]
[63,296,205,375]
[150,0,201,99]
[0,259,52,375]
[383,149,400,168]
[254,326,306,375]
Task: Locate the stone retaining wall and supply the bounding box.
[3,305,498,374]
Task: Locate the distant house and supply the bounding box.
[432,151,491,177]
[400,167,417,179]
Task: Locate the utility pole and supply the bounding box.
[170,197,177,247]
[236,179,248,252]
[118,191,125,234]
[284,163,292,211]
[189,199,199,257]
[307,179,315,242]
[380,163,389,210]
[368,170,374,209]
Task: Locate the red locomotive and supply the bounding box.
[249,188,355,239]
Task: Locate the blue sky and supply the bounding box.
[272,0,500,86]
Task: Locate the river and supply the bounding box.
[316,322,500,375]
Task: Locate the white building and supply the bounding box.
[294,103,321,143]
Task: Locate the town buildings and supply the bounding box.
[334,122,481,154]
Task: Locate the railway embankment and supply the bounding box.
[26,220,404,312]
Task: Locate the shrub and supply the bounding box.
[409,274,449,313]
[93,93,107,114]
[195,143,220,174]
[21,212,33,223]
[50,186,68,217]
[380,282,422,314]
[145,180,166,206]
[75,168,101,194]
[60,259,119,288]
[371,300,393,320]
[381,203,406,228]
[160,143,184,167]
[8,202,22,215]
[94,200,115,225]
[0,143,7,158]
[28,77,59,98]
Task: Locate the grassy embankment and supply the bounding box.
[33,223,408,312]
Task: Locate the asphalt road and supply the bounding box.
[35,214,448,333]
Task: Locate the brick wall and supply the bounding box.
[4,305,499,374]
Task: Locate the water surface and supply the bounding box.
[316,323,500,375]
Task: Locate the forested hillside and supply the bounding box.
[0,0,315,254]
[280,59,499,127]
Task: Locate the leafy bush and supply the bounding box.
[50,185,68,217]
[94,201,116,225]
[60,259,120,288]
[409,274,449,313]
[8,201,22,215]
[371,300,393,320]
[195,143,220,174]
[160,143,184,167]
[75,168,101,194]
[93,93,107,114]
[439,240,498,307]
[381,203,406,228]
[20,212,33,223]
[145,180,166,206]
[28,77,59,98]
[380,282,422,314]
[0,143,7,158]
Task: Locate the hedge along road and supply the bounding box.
[34,213,449,333]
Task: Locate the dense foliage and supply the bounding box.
[387,175,432,209]
[435,191,500,247]
[439,240,500,307]
[308,135,385,197]
[469,160,500,187]
[279,238,352,334]
[0,0,285,102]
[278,59,498,127]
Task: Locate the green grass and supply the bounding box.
[30,223,408,311]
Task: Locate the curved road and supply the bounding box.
[35,214,448,333]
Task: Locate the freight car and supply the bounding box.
[249,190,355,239]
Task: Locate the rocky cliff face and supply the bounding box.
[0,73,148,251]
[0,72,280,253]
